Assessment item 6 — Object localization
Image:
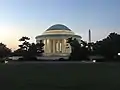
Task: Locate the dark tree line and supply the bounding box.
[13,36,44,60]
[67,37,89,61]
[67,32,120,61]
[1,32,120,62]
[93,32,120,61]
[0,43,11,59]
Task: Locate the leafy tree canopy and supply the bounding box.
[93,32,120,60]
[67,37,89,61]
[14,37,44,60]
[0,43,11,58]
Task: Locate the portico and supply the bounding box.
[44,39,67,53]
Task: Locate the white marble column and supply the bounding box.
[60,40,62,52]
[45,39,47,53]
[48,39,51,53]
[58,40,60,53]
[43,40,45,51]
[50,39,53,53]
[55,40,57,53]
[53,39,55,53]
[64,39,67,53]
[61,39,65,53]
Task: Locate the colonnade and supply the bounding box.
[43,39,71,54]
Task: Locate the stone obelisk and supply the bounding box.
[89,29,91,43]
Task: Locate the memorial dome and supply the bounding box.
[46,24,71,31]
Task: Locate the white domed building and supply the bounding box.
[36,24,81,57]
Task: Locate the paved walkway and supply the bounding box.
[2,61,97,65]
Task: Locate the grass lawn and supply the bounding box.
[0,61,120,90]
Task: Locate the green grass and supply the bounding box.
[0,62,120,90]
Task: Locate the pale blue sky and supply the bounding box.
[0,0,120,49]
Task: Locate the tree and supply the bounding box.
[67,37,89,61]
[28,41,44,57]
[67,38,81,60]
[35,40,44,56]
[13,48,26,56]
[0,43,11,59]
[19,36,30,51]
[93,32,120,61]
[14,37,44,60]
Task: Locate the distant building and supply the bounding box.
[36,24,81,56]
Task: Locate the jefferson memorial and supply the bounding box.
[36,24,81,56]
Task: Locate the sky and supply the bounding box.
[0,0,120,50]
